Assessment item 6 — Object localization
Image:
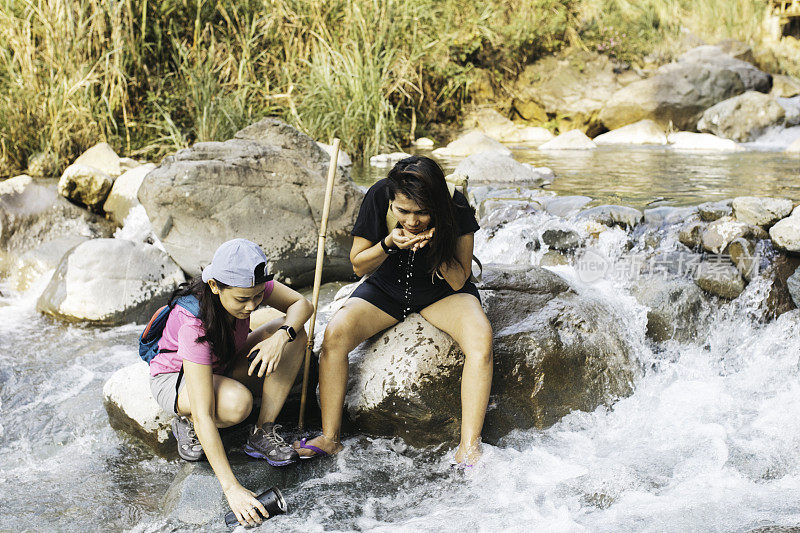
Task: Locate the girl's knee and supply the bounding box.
[219,385,253,424]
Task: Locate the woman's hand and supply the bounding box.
[247,332,289,377]
[411,228,434,251]
[223,483,269,527]
[389,227,434,251]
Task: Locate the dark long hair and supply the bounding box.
[387,155,465,274]
[169,277,236,369]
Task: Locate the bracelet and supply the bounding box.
[380,237,399,254]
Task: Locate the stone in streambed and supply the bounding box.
[698,200,733,222]
[369,152,410,167]
[162,454,334,527]
[787,268,800,308]
[103,163,156,226]
[541,228,581,251]
[697,91,786,142]
[138,118,363,284]
[576,205,643,229]
[341,265,638,445]
[694,260,745,299]
[7,235,89,291]
[57,164,114,211]
[786,138,800,154]
[73,142,123,178]
[103,361,175,456]
[764,254,800,317]
[771,74,800,98]
[732,196,793,227]
[643,206,697,226]
[592,120,667,145]
[769,206,800,253]
[538,130,597,150]
[37,239,185,325]
[631,275,708,342]
[453,152,553,186]
[431,131,512,158]
[701,217,759,254]
[317,142,353,167]
[461,108,554,144]
[728,238,760,281]
[668,132,743,152]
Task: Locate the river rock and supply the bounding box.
[643,206,697,226]
[511,50,640,135]
[541,196,593,218]
[342,265,638,445]
[369,152,409,167]
[787,268,800,308]
[786,138,800,154]
[541,228,581,251]
[412,137,435,148]
[119,157,142,173]
[453,152,553,186]
[0,175,113,265]
[764,254,800,317]
[102,163,156,226]
[57,163,114,210]
[26,150,59,178]
[540,250,569,266]
[599,45,772,131]
[697,91,785,142]
[701,217,751,254]
[631,275,708,342]
[770,207,800,253]
[73,142,122,177]
[698,200,733,222]
[771,74,800,98]
[694,260,745,299]
[592,120,667,145]
[668,132,743,152]
[538,130,597,150]
[576,205,643,228]
[37,239,185,325]
[103,362,174,456]
[462,108,553,144]
[431,131,512,158]
[316,142,353,168]
[138,118,362,284]
[728,237,759,281]
[732,196,793,227]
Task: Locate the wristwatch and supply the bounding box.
[380,236,399,254]
[278,325,296,342]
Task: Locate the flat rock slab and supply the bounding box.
[732,196,793,227]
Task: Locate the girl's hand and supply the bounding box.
[411,228,435,251]
[389,227,425,250]
[247,332,288,377]
[223,483,269,527]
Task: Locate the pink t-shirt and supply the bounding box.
[149,281,274,376]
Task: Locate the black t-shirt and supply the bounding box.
[351,179,479,298]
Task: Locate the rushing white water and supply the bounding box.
[3,155,800,531]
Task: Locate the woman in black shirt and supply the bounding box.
[294,156,492,466]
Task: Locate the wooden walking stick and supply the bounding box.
[298,138,340,430]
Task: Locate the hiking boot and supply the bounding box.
[244,423,299,466]
[172,416,204,461]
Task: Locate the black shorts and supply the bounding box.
[350,277,481,322]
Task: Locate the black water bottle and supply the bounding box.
[224,487,287,528]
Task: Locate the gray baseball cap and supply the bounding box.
[201,238,270,287]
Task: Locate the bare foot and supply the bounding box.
[293,434,343,458]
[454,441,482,466]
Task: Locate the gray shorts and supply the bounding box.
[150,371,186,415]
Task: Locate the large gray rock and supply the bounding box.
[342,265,639,445]
[431,131,512,158]
[103,362,174,456]
[697,91,786,142]
[600,45,772,131]
[453,152,553,186]
[701,217,765,254]
[103,163,156,225]
[542,228,581,251]
[138,119,363,284]
[592,119,667,145]
[538,130,597,150]
[631,275,708,342]
[576,205,644,228]
[462,108,554,143]
[58,164,114,210]
[0,175,113,272]
[732,196,793,227]
[37,239,185,325]
[769,207,800,253]
[6,235,89,291]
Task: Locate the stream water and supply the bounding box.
[1,140,799,532]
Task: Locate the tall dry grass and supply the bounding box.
[0,0,787,178]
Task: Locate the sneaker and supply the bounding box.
[172,416,204,461]
[244,423,300,466]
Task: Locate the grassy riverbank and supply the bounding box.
[0,0,793,177]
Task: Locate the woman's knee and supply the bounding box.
[217,383,253,424]
[320,318,356,359]
[462,324,493,366]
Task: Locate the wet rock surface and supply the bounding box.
[732,196,793,227]
[454,152,553,186]
[769,207,800,253]
[694,261,745,299]
[697,91,785,142]
[103,163,156,225]
[138,118,363,284]
[37,239,185,325]
[698,200,733,222]
[631,275,709,342]
[577,205,643,229]
[538,129,597,150]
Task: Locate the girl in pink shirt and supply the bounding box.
[148,239,312,527]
